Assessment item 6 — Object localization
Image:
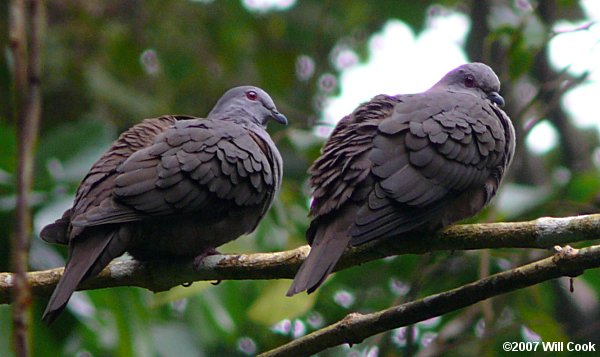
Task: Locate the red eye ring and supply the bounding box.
[464,75,475,88]
[246,90,258,101]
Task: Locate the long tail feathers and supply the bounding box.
[42,231,118,325]
[286,222,351,296]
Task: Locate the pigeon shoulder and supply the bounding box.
[308,94,400,218]
[69,116,183,219]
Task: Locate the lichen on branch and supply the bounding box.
[0,213,598,304]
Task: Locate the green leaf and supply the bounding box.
[248,280,316,324]
[85,64,159,118]
[35,118,114,190]
[0,121,16,174]
[151,282,213,307]
[566,173,600,202]
[516,285,569,342]
[0,306,14,357]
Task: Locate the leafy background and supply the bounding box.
[1,0,599,356]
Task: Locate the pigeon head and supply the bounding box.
[208,86,288,126]
[431,62,505,107]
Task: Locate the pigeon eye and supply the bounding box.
[464,75,475,88]
[246,91,258,101]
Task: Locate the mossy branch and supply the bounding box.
[0,213,598,304]
[259,244,600,356]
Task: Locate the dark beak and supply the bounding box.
[488,92,505,107]
[271,111,288,125]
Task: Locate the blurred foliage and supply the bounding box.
[1,0,599,356]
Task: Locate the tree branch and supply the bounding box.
[0,214,598,304]
[259,244,600,356]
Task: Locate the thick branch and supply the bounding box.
[259,245,600,356]
[0,214,598,304]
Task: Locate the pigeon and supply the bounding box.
[41,86,287,324]
[287,63,515,296]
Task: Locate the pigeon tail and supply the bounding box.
[287,219,351,296]
[42,230,119,325]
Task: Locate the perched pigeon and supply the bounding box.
[287,63,515,296]
[41,86,287,324]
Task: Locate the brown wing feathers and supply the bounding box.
[288,63,515,296]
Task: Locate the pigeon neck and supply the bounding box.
[208,107,265,128]
[429,82,486,101]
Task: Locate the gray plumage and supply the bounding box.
[287,63,515,296]
[41,86,287,324]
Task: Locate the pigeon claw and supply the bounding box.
[192,247,221,271]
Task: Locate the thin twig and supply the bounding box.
[0,213,598,304]
[10,0,44,356]
[550,21,596,38]
[10,0,30,354]
[259,245,600,356]
[9,0,27,100]
[519,69,589,135]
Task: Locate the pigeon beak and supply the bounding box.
[488,92,505,107]
[271,111,288,125]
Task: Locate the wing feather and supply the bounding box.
[72,117,281,228]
